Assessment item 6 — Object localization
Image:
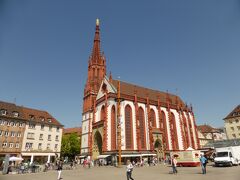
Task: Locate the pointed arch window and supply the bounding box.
[170,112,179,150]
[138,107,146,149]
[101,106,106,121]
[125,105,133,149]
[149,109,156,128]
[111,106,117,150]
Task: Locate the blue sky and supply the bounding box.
[0,0,240,128]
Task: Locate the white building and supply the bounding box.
[20,107,63,164]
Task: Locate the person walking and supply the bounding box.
[57,160,63,180]
[171,156,178,174]
[200,154,208,174]
[126,160,134,180]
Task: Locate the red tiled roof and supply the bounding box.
[0,101,25,119]
[224,105,240,119]
[111,79,185,107]
[63,127,82,135]
[197,125,219,133]
[0,101,63,127]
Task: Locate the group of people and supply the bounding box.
[169,154,208,175]
[126,154,208,180]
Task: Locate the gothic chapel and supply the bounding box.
[80,19,200,161]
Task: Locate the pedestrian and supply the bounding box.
[126,160,134,180]
[57,160,63,180]
[171,156,178,174]
[199,154,208,174]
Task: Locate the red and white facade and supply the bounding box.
[80,20,199,160]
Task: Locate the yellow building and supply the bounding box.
[224,105,240,139]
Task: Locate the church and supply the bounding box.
[80,19,200,162]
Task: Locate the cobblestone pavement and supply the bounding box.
[0,163,239,180]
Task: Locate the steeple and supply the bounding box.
[83,19,107,112]
[91,18,102,63]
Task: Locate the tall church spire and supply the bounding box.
[83,19,107,112]
[91,18,101,62]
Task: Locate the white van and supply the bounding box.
[214,146,240,167]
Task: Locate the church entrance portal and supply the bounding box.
[92,131,103,160]
[154,139,164,161]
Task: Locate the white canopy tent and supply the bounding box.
[9,156,23,161]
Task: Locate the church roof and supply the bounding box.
[111,79,186,107]
[224,105,240,120]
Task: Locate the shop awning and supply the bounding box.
[97,155,111,159]
[141,153,157,156]
[118,154,141,157]
[116,153,156,157]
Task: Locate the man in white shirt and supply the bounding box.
[126,160,134,180]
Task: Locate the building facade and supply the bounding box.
[0,102,26,159]
[197,125,227,148]
[81,20,200,161]
[224,105,240,139]
[0,101,63,164]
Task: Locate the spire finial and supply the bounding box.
[96,18,100,26]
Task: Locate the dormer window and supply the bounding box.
[1,109,7,116]
[41,117,45,122]
[13,112,19,117]
[48,119,52,123]
[30,115,35,120]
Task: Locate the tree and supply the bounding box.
[61,133,80,160]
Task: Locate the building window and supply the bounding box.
[25,142,33,150]
[54,144,58,150]
[0,119,4,125]
[48,119,52,123]
[39,134,43,140]
[149,109,156,128]
[17,132,21,137]
[49,126,52,131]
[9,143,14,148]
[38,143,42,150]
[41,124,45,130]
[237,126,240,130]
[0,130,2,136]
[48,135,51,141]
[27,132,35,139]
[111,105,116,150]
[29,115,35,120]
[56,127,60,132]
[125,105,133,149]
[1,109,7,116]
[13,112,19,117]
[55,135,59,141]
[47,143,50,150]
[11,131,15,137]
[15,143,19,149]
[2,142,7,148]
[7,121,11,126]
[29,123,36,129]
[232,134,236,138]
[41,117,45,122]
[231,127,234,131]
[236,119,239,123]
[4,131,9,137]
[19,122,23,127]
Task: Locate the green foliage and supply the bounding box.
[61,133,81,159]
